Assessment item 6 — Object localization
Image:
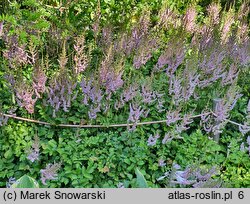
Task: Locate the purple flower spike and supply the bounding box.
[147,133,160,146]
[158,159,166,167]
[40,162,61,185]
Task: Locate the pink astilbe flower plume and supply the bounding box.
[15,82,37,114]
[221,10,235,44]
[3,35,29,68]
[73,34,89,74]
[32,67,47,98]
[40,162,61,185]
[155,38,185,76]
[26,135,40,162]
[183,6,197,33]
[127,102,145,131]
[207,2,221,25]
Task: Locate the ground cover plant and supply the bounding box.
[0,0,249,188]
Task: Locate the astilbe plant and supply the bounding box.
[239,99,250,135]
[183,6,197,33]
[127,102,145,131]
[220,9,235,44]
[0,21,3,37]
[154,37,186,76]
[133,37,159,69]
[0,113,8,126]
[73,34,89,74]
[99,42,125,97]
[141,83,157,104]
[15,82,37,114]
[200,85,243,136]
[158,163,221,188]
[162,132,174,144]
[175,113,194,134]
[47,76,77,117]
[121,84,138,102]
[47,44,78,116]
[32,67,47,98]
[80,77,103,119]
[166,110,181,126]
[147,133,160,146]
[206,2,221,26]
[2,34,29,68]
[0,2,249,144]
[40,162,61,185]
[127,9,151,53]
[157,6,181,29]
[26,135,40,163]
[0,1,249,189]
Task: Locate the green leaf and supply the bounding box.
[135,168,148,188]
[4,150,13,159]
[11,175,39,188]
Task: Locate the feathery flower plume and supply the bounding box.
[158,159,166,167]
[40,162,61,185]
[133,38,158,69]
[183,6,197,33]
[141,84,157,104]
[236,23,249,44]
[182,69,200,101]
[128,103,144,131]
[158,8,180,29]
[200,110,213,133]
[163,164,220,187]
[239,123,250,135]
[168,75,183,105]
[47,77,77,116]
[176,113,194,133]
[221,10,234,44]
[157,99,165,112]
[58,41,68,71]
[88,104,101,119]
[221,63,239,85]
[73,34,88,74]
[101,27,113,48]
[122,85,138,102]
[147,133,160,146]
[3,35,29,68]
[92,0,101,38]
[114,96,125,110]
[47,44,78,115]
[0,21,3,37]
[6,177,17,188]
[213,98,229,122]
[207,3,221,25]
[231,41,250,66]
[166,110,181,126]
[155,38,185,76]
[32,67,47,98]
[27,135,40,162]
[105,72,124,94]
[162,132,173,144]
[237,1,249,21]
[16,85,37,114]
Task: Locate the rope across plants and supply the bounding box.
[0,112,246,129]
